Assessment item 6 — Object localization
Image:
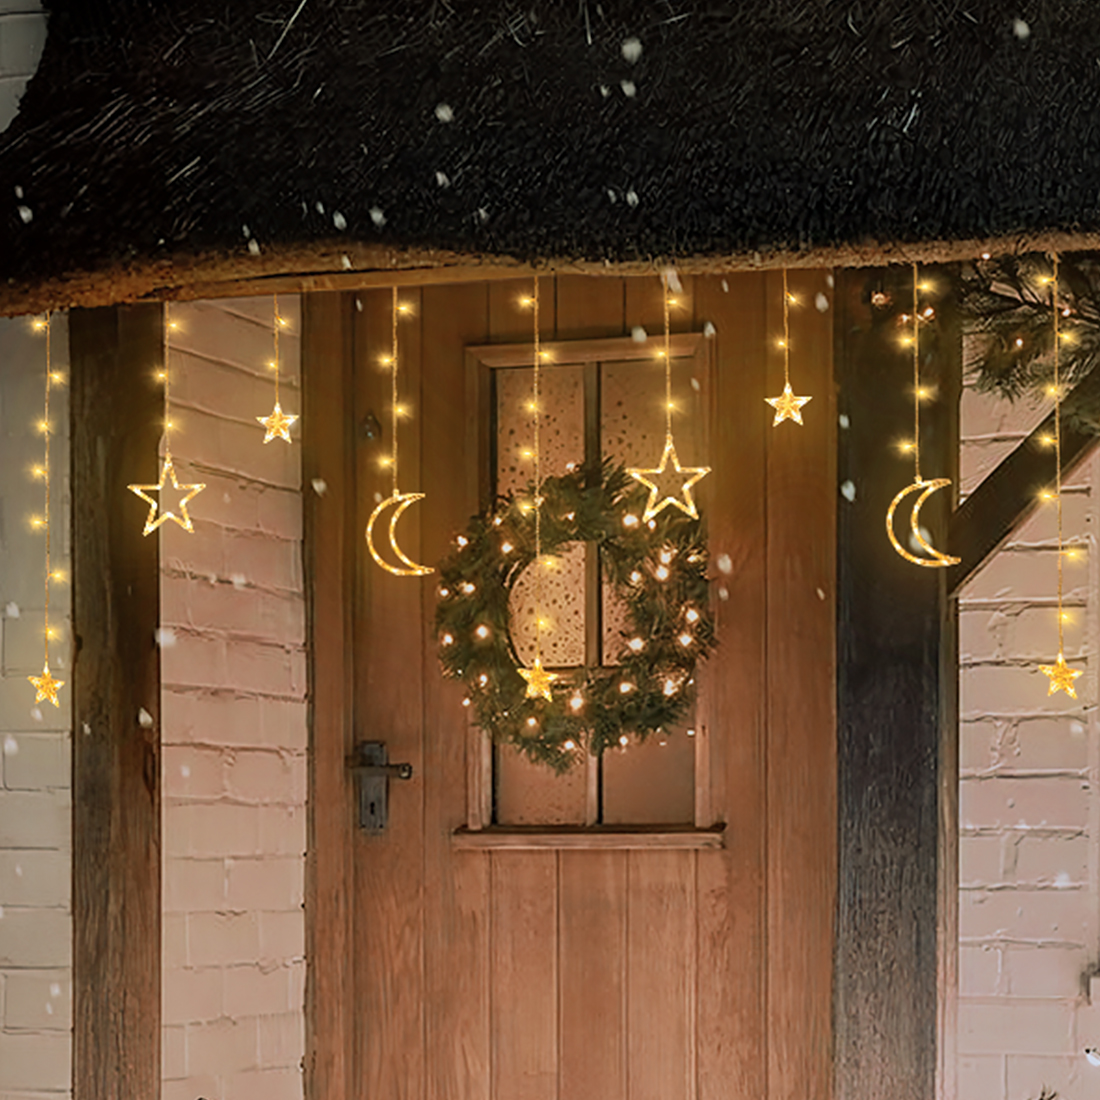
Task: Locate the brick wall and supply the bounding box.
[0,2,44,132]
[0,312,72,1100]
[159,297,306,1100]
[958,382,1100,1099]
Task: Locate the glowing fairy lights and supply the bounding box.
[765,269,812,426]
[257,294,298,443]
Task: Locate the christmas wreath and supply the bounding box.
[435,463,716,771]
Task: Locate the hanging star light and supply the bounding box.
[26,313,63,707]
[1038,254,1083,699]
[257,295,298,443]
[765,270,812,425]
[518,653,557,702]
[627,275,711,521]
[129,303,205,535]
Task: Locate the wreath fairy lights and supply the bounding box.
[435,463,716,771]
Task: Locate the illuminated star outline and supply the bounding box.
[128,453,206,536]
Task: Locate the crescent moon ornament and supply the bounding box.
[886,477,960,568]
[367,491,433,576]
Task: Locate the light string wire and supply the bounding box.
[782,268,791,389]
[664,275,673,441]
[533,276,543,659]
[912,261,922,483]
[1053,254,1065,656]
[42,313,52,668]
[163,301,172,460]
[273,293,281,410]
[391,286,399,498]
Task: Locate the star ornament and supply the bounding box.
[257,401,298,444]
[518,655,557,702]
[1039,651,1083,698]
[766,381,812,426]
[128,453,206,536]
[627,437,711,523]
[29,661,63,707]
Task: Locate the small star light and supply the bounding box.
[626,274,710,521]
[628,435,710,523]
[1039,652,1082,698]
[29,661,63,707]
[257,295,298,444]
[129,453,206,535]
[766,380,812,426]
[765,271,812,426]
[518,654,557,702]
[257,401,297,443]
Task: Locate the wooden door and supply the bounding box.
[304,273,837,1100]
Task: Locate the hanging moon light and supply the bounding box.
[367,491,433,576]
[886,478,960,568]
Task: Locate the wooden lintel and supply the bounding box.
[70,305,163,1100]
[947,365,1100,595]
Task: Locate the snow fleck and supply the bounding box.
[30,707,42,723]
[717,585,729,601]
[839,413,850,429]
[242,224,251,238]
[155,627,177,648]
[435,102,454,122]
[14,863,21,876]
[816,588,826,601]
[312,478,328,497]
[374,491,384,504]
[315,201,325,215]
[721,279,729,293]
[599,84,611,98]
[369,207,386,228]
[180,764,191,779]
[631,325,647,343]
[5,602,20,618]
[716,553,733,575]
[14,185,22,199]
[247,239,261,255]
[341,255,352,270]
[138,708,154,729]
[82,722,90,736]
[45,1002,53,1015]
[815,292,830,312]
[621,36,643,63]
[625,188,639,207]
[50,983,61,998]
[230,573,247,590]
[435,171,451,188]
[607,188,617,203]
[1054,871,1072,889]
[910,526,932,553]
[333,211,347,230]
[1012,17,1030,38]
[17,205,32,223]
[3,735,17,756]
[840,480,857,501]
[355,298,363,312]
[703,321,716,337]
[826,273,835,288]
[690,377,701,392]
[1071,720,1085,736]
[476,207,489,224]
[664,268,682,293]
[621,80,636,97]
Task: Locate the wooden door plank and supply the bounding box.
[70,304,163,1100]
[559,852,628,1100]
[353,287,427,1100]
[764,269,837,1100]
[302,291,355,1100]
[691,273,768,1100]
[421,280,493,1100]
[555,275,626,340]
[626,851,695,1100]
[491,852,558,1100]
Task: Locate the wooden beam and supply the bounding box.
[69,305,163,1100]
[834,268,960,1100]
[302,292,356,1100]
[946,362,1100,595]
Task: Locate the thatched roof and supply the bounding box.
[2,0,1099,311]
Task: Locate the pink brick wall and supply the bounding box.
[958,382,1100,1100]
[160,297,306,1100]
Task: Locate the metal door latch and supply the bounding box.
[347,741,413,833]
